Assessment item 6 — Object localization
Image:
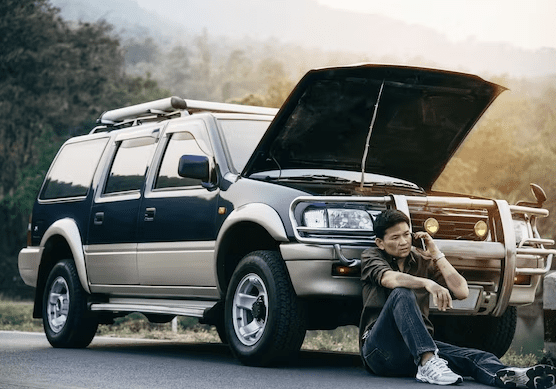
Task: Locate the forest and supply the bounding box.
[1,0,555,298]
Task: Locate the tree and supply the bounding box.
[0,0,169,297]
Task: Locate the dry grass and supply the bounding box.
[0,299,540,366]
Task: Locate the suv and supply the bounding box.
[19,64,555,365]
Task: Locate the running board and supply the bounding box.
[89,298,218,318]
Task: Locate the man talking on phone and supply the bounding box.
[360,209,555,388]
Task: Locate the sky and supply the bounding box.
[315,0,556,51]
[134,0,555,51]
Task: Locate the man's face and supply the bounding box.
[376,221,412,258]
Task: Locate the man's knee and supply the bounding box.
[390,287,415,301]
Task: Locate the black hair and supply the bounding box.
[373,209,410,239]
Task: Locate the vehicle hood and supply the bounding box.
[242,64,505,191]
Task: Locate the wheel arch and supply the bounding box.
[214,203,289,297]
[34,218,89,318]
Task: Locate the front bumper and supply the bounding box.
[281,243,361,298]
[18,246,43,287]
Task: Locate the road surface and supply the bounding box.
[0,331,492,389]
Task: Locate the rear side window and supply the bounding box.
[40,138,109,200]
[104,137,157,194]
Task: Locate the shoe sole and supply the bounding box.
[495,365,556,389]
[416,376,463,385]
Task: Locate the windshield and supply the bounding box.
[218,118,272,173]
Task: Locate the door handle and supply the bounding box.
[144,208,156,222]
[94,212,104,225]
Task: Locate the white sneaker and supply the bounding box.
[495,364,556,389]
[416,354,463,385]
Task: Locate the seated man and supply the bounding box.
[360,209,556,388]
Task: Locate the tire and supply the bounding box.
[431,306,517,358]
[42,259,99,348]
[225,250,306,366]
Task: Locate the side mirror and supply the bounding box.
[531,183,547,206]
[515,183,547,208]
[178,155,210,182]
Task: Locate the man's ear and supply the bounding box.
[375,237,384,250]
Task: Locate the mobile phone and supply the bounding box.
[412,234,425,250]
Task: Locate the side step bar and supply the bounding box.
[90,298,217,318]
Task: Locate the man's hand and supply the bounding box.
[413,231,442,260]
[425,280,453,311]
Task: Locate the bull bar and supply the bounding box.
[289,195,555,317]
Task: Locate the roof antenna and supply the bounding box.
[359,80,385,191]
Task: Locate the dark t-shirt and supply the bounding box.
[359,246,447,341]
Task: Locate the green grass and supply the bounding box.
[0,299,542,366]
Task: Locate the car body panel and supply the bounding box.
[244,64,506,190]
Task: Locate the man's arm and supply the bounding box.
[380,270,455,311]
[414,231,469,301]
[380,232,469,311]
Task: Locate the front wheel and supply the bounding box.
[225,250,306,366]
[42,259,98,348]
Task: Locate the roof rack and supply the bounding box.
[93,96,278,133]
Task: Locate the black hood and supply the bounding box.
[242,64,505,191]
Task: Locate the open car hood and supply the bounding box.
[242,64,505,191]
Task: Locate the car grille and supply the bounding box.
[410,208,490,241]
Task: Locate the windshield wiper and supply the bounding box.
[366,181,425,192]
[264,174,354,183]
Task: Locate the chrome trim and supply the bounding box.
[392,194,410,222]
[509,205,549,217]
[89,298,217,318]
[334,244,360,267]
[492,200,516,316]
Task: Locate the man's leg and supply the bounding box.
[436,340,505,386]
[361,287,438,376]
[436,340,556,388]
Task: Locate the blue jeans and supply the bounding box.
[361,288,506,386]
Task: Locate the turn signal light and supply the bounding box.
[332,264,361,277]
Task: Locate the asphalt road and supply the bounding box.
[0,331,492,389]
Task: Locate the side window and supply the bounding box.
[104,137,157,195]
[40,137,109,200]
[155,132,207,189]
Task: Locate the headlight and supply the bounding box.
[474,220,488,239]
[424,218,440,235]
[303,208,373,229]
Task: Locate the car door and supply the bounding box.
[136,119,219,288]
[85,128,159,285]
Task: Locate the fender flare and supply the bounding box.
[40,218,90,293]
[214,203,289,293]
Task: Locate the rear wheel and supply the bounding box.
[42,259,98,348]
[225,250,306,366]
[432,306,517,358]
